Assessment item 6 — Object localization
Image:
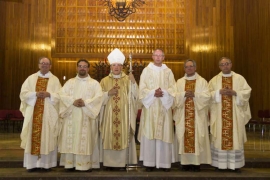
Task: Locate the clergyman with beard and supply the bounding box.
[58,59,103,172]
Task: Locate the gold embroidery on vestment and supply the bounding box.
[112,79,122,150]
[31,77,48,156]
[184,80,196,153]
[221,77,233,150]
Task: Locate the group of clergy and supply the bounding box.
[19,48,251,173]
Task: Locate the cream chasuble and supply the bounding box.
[209,71,251,169]
[99,72,138,167]
[173,73,211,165]
[19,71,62,169]
[58,75,103,156]
[138,62,176,169]
[138,62,176,143]
[209,71,252,151]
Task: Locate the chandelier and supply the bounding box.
[101,0,145,21]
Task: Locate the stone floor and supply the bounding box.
[0,124,270,179]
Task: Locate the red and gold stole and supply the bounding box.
[184,79,196,153]
[31,77,49,156]
[112,78,122,150]
[221,76,233,150]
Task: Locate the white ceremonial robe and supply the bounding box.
[138,62,176,168]
[99,72,138,167]
[173,73,211,165]
[208,71,251,169]
[58,75,103,170]
[20,71,62,169]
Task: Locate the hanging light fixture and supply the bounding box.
[101,0,145,21]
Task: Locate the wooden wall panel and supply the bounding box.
[0,0,269,119]
[233,0,270,118]
[0,1,6,108]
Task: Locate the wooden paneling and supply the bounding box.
[0,1,6,106]
[0,0,269,119]
[233,0,270,118]
[52,0,186,59]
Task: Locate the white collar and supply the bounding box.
[184,72,197,80]
[112,74,121,79]
[222,72,232,77]
[148,62,167,71]
[38,71,51,78]
[76,74,90,81]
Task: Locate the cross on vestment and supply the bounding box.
[223,130,230,136]
[186,121,192,127]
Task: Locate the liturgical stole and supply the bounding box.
[112,78,122,150]
[31,77,49,156]
[184,79,196,153]
[221,76,233,150]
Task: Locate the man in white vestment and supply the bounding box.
[20,57,62,172]
[58,59,103,172]
[99,48,138,170]
[173,59,211,172]
[138,49,176,172]
[208,57,251,173]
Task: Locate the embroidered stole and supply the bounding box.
[112,78,122,150]
[31,77,49,156]
[184,79,196,153]
[221,76,233,150]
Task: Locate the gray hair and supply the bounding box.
[184,59,196,69]
[38,57,51,64]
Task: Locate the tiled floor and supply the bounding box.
[0,124,270,179]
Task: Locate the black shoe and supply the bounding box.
[42,168,52,172]
[65,167,75,172]
[163,168,170,172]
[215,167,221,172]
[145,167,154,172]
[27,168,37,172]
[192,165,201,172]
[232,168,241,173]
[181,165,190,171]
[80,169,92,172]
[105,167,113,171]
[119,167,126,171]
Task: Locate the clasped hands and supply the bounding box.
[154,88,163,97]
[220,87,237,96]
[36,91,50,99]
[73,98,85,107]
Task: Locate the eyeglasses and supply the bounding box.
[185,65,195,68]
[39,62,51,66]
[78,65,89,69]
[219,62,231,67]
[153,55,164,57]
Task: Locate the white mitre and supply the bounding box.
[107,48,125,65]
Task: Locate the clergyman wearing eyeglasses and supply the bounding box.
[208,57,252,173]
[19,57,62,172]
